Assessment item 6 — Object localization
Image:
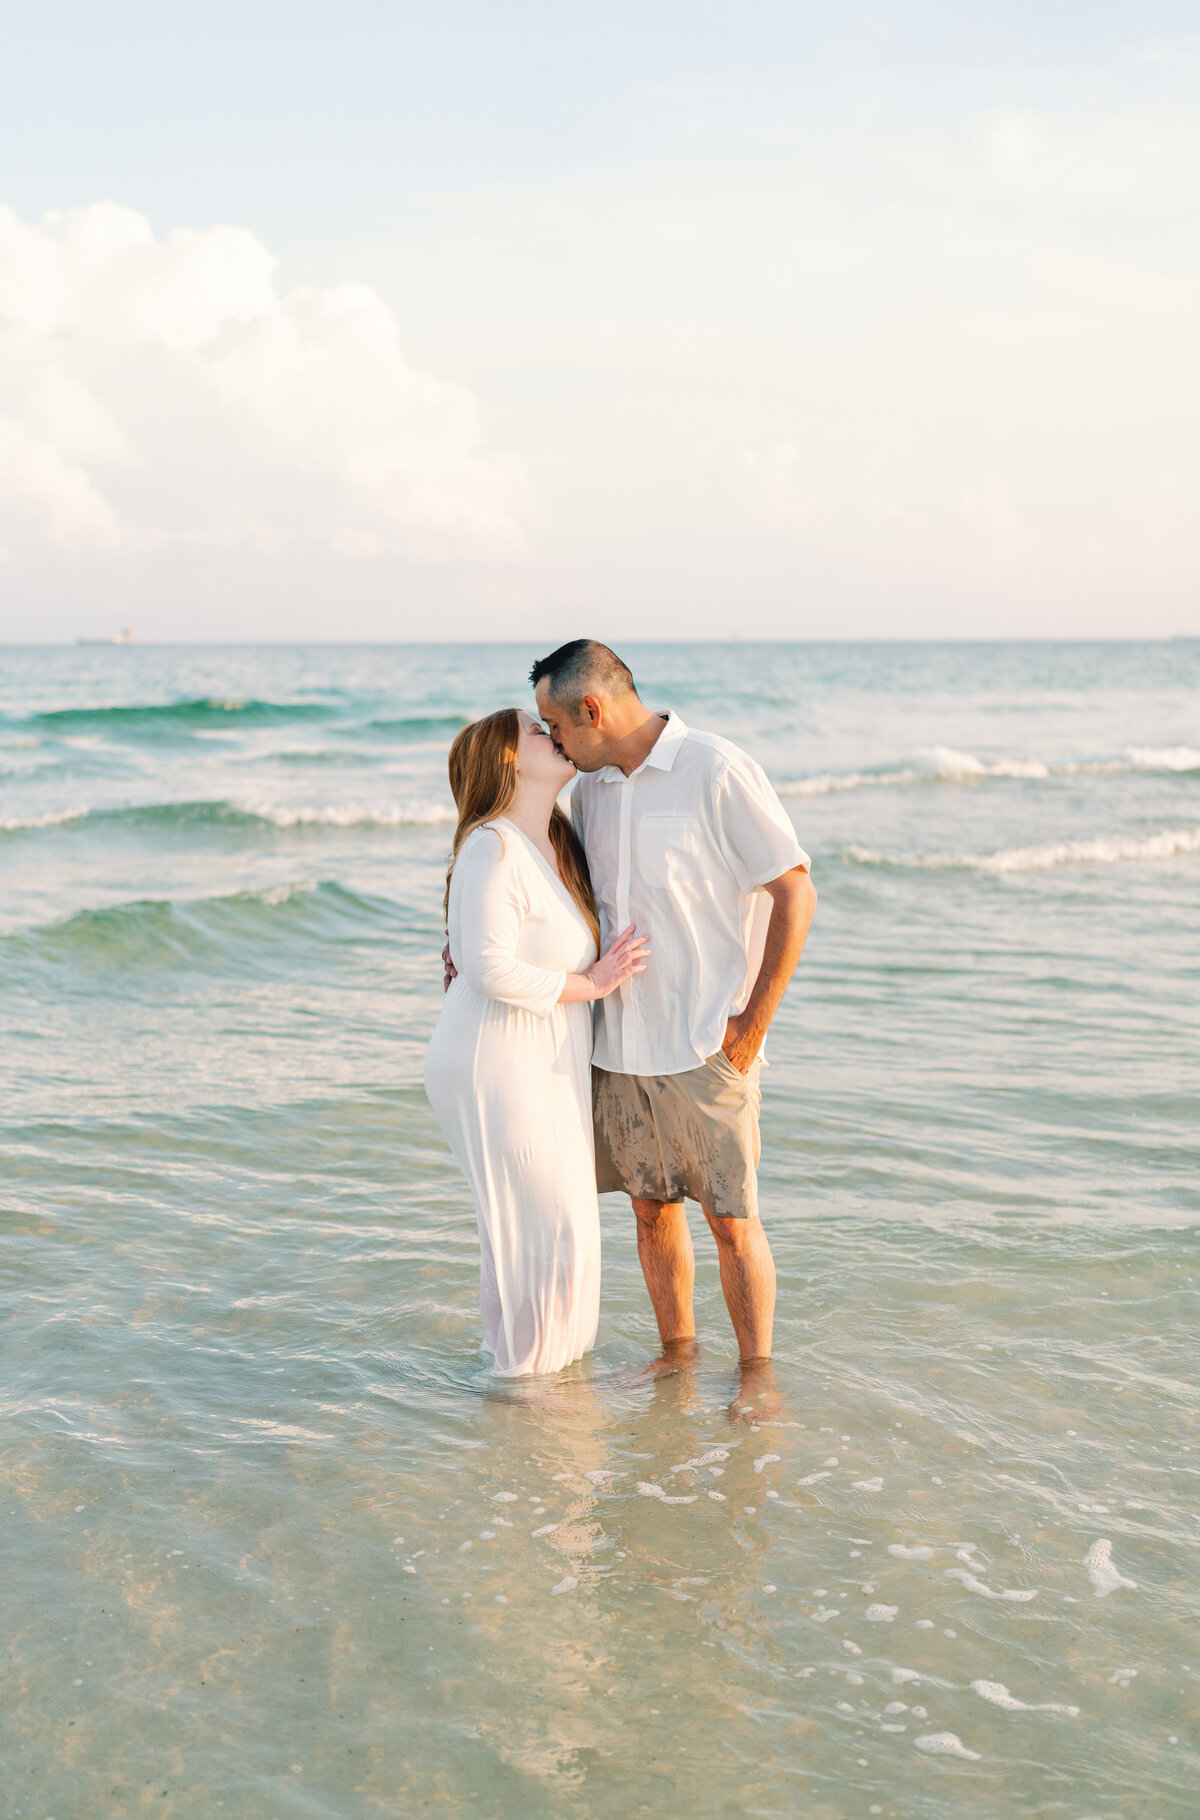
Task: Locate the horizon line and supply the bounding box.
[4,634,1198,649]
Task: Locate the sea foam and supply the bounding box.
[945,1568,1037,1602]
[1084,1538,1137,1596]
[914,1732,980,1760]
[777,743,1200,798]
[970,1679,1079,1716]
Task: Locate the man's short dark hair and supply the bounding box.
[528,639,637,708]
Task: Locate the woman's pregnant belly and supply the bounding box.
[425,981,592,1137]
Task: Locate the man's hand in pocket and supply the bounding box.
[720,1013,758,1075]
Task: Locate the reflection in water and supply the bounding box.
[473,1372,612,1790]
[456,1348,809,1800]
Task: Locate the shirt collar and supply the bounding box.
[597,710,688,782]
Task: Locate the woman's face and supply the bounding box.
[515,709,576,787]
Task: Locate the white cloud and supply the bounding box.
[0,415,125,552]
[4,94,1200,638]
[0,202,526,566]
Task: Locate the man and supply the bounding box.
[530,639,816,1367]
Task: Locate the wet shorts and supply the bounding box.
[592,1050,763,1221]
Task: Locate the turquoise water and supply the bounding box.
[2,640,1198,1818]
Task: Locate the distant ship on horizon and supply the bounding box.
[77,626,137,646]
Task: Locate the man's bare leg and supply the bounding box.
[703,1209,776,1362]
[631,1197,696,1346]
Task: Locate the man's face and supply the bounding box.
[534,678,605,772]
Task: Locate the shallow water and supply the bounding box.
[2,640,1199,1817]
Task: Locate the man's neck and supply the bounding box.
[608,709,669,777]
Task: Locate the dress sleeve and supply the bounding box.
[453,829,567,1017]
[711,754,811,892]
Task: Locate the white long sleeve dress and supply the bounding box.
[424,818,601,1377]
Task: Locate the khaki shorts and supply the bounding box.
[592,1051,763,1221]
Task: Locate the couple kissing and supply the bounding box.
[424,640,816,1387]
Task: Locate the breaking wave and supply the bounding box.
[777,745,1200,797]
[0,806,90,834]
[844,826,1200,875]
[0,880,408,974]
[228,798,457,829]
[3,699,474,745]
[0,797,457,837]
[10,696,338,735]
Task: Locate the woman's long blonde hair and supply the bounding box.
[443,708,600,948]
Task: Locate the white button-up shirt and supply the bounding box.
[571,711,810,1077]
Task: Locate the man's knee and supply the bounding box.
[706,1211,764,1253]
[632,1196,684,1232]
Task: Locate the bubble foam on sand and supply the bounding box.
[865,1604,898,1622]
[914,1732,980,1760]
[676,1449,730,1470]
[797,1471,833,1487]
[889,1545,934,1560]
[491,1491,518,1502]
[945,1568,1037,1602]
[550,1576,577,1596]
[1085,1539,1137,1597]
[970,1679,1079,1716]
[853,1477,884,1491]
[754,1453,781,1473]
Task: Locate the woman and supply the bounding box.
[424,708,648,1377]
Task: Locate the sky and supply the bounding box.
[2,0,1198,642]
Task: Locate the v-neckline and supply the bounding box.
[493,817,582,920]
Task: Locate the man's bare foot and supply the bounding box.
[609,1336,698,1392]
[728,1356,782,1426]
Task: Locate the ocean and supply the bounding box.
[2,639,1198,1818]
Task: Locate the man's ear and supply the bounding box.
[580,693,603,728]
